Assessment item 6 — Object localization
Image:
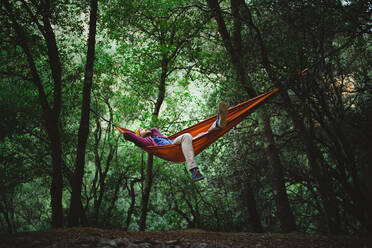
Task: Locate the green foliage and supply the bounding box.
[0,0,370,235]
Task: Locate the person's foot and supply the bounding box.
[191,168,204,182]
[217,101,227,128]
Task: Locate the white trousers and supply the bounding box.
[173,121,220,170]
[173,133,197,170]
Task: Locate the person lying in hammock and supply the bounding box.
[123,101,228,182]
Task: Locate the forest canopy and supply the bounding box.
[0,0,371,236]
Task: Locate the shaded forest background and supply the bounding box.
[0,0,371,236]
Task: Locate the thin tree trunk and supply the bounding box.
[104,174,125,227]
[138,52,168,231]
[48,123,64,227]
[191,186,201,228]
[139,155,154,231]
[94,102,116,222]
[125,178,141,230]
[94,132,116,223]
[170,188,193,227]
[0,198,14,234]
[68,0,98,226]
[92,118,102,224]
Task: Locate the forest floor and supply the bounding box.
[0,227,369,248]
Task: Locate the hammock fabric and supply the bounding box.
[117,88,279,162]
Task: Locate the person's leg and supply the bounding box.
[208,101,228,132]
[173,133,197,170]
[193,101,228,139]
[173,133,204,181]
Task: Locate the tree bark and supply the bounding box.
[138,52,168,231]
[261,107,297,232]
[309,83,372,231]
[4,0,64,227]
[139,154,154,231]
[48,121,64,228]
[169,188,193,227]
[68,0,98,227]
[0,196,15,234]
[237,0,342,234]
[94,118,116,224]
[125,178,142,230]
[241,176,263,233]
[92,118,102,224]
[104,173,125,227]
[42,1,65,226]
[206,0,297,232]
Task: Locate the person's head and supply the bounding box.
[136,128,151,138]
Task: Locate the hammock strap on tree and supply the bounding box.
[117,88,279,162]
[90,108,116,128]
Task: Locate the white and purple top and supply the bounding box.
[123,128,173,147]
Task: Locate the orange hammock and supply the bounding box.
[117,88,279,162]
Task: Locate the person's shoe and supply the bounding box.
[191,168,204,182]
[217,101,227,128]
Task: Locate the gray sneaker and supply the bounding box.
[191,169,204,182]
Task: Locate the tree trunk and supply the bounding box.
[104,174,125,227]
[92,118,102,224]
[94,131,116,223]
[0,197,15,234]
[48,122,64,228]
[125,178,142,230]
[310,88,372,232]
[170,188,193,227]
[241,175,263,233]
[68,0,98,227]
[94,102,116,223]
[4,0,64,228]
[138,52,168,231]
[139,155,154,231]
[237,1,341,234]
[261,107,297,232]
[206,0,297,232]
[191,187,201,228]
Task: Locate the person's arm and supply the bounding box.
[151,128,166,138]
[123,132,156,147]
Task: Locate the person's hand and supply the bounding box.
[140,129,151,137]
